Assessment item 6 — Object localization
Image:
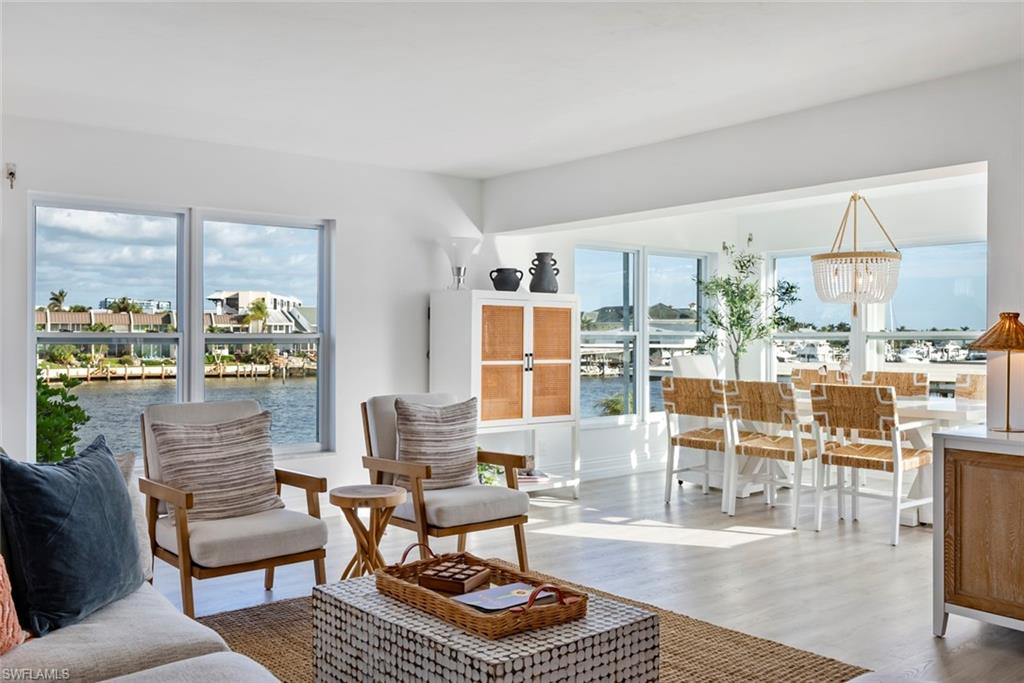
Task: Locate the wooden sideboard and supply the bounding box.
[934,426,1024,636]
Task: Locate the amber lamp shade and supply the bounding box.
[970,312,1024,432]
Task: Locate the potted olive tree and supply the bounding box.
[696,241,799,380]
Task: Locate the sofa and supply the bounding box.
[0,580,277,682]
[0,450,279,682]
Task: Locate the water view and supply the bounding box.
[71,376,318,455]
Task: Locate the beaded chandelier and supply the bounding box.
[811,192,901,317]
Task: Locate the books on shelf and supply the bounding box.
[518,466,552,483]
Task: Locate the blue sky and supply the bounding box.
[777,242,986,330]
[577,243,987,331]
[35,207,319,310]
[575,249,699,314]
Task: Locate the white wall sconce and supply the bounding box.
[440,237,481,290]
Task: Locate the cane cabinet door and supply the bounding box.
[531,305,573,419]
[944,448,1024,620]
[479,304,525,421]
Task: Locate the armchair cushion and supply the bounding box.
[155,508,327,568]
[395,397,479,490]
[149,411,283,522]
[393,484,529,528]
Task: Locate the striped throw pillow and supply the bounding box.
[0,555,29,655]
[395,398,479,491]
[150,411,283,522]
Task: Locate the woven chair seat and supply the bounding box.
[672,427,757,452]
[821,443,932,472]
[736,434,819,462]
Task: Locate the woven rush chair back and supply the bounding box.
[954,373,986,401]
[791,367,849,391]
[810,384,899,440]
[727,381,800,427]
[860,371,929,398]
[661,376,734,419]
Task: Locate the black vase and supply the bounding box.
[528,252,559,293]
[490,268,524,292]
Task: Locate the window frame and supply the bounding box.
[28,194,335,459]
[576,244,641,427]
[194,209,334,455]
[768,239,987,389]
[767,249,855,381]
[575,244,709,428]
[644,248,707,420]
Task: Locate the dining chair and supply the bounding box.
[860,370,930,397]
[721,381,822,528]
[810,384,933,546]
[662,377,751,510]
[360,393,530,570]
[954,373,986,401]
[790,367,849,391]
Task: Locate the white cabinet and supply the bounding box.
[429,290,580,495]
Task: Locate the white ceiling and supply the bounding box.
[3,2,1022,179]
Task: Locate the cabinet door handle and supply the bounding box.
[525,353,534,371]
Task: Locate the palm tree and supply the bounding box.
[48,289,68,311]
[244,298,269,333]
[108,297,142,314]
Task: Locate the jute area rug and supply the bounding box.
[199,572,869,683]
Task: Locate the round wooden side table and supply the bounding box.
[330,484,407,580]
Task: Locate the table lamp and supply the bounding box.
[970,311,1024,432]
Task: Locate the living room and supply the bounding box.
[1,3,1022,682]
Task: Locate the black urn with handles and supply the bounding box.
[528,252,559,293]
[489,268,524,292]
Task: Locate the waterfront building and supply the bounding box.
[97,297,172,313]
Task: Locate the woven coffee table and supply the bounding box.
[313,576,659,682]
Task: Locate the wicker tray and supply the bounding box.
[375,544,588,639]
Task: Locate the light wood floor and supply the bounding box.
[153,470,1024,682]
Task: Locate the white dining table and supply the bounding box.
[793,395,987,525]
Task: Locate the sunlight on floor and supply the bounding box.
[529,498,578,509]
[532,520,796,549]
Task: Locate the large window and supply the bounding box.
[577,248,638,419]
[771,241,986,395]
[771,253,852,382]
[32,202,332,458]
[202,220,323,446]
[647,253,702,412]
[576,247,705,420]
[871,241,987,393]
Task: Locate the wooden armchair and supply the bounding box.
[360,393,530,570]
[140,400,328,617]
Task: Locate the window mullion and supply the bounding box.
[186,209,205,402]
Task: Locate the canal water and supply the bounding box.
[70,377,318,455]
[68,375,665,455]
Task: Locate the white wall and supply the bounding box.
[0,116,482,508]
[484,62,1024,429]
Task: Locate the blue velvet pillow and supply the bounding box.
[0,435,143,635]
